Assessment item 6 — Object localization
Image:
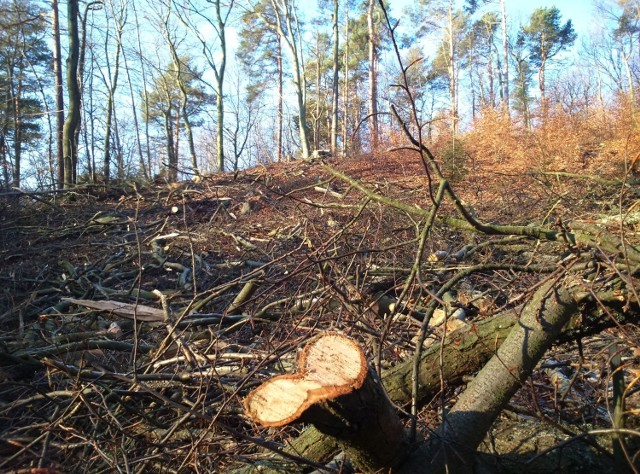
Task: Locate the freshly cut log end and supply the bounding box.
[244,333,367,427]
[245,332,410,473]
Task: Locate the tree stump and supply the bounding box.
[244,333,409,473]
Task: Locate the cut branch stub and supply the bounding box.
[244,333,367,427]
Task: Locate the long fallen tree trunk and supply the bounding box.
[241,276,635,472]
[398,280,579,473]
[244,280,582,473]
[259,304,522,468]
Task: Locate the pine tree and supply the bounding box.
[519,7,576,116]
[0,0,51,189]
[142,57,210,181]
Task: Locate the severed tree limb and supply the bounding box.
[244,277,639,472]
[323,162,640,267]
[246,281,582,474]
[401,280,579,473]
[322,164,560,242]
[275,310,519,469]
[226,278,259,315]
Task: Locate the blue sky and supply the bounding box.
[384,0,599,38]
[506,0,597,37]
[221,1,598,66]
[381,0,601,73]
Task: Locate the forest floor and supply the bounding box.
[1,148,639,473]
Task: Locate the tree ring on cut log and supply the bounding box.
[244,333,368,427]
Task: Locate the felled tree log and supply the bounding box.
[278,282,636,466]
[398,280,580,473]
[244,333,411,472]
[241,279,639,473]
[245,282,589,474]
[275,310,519,467]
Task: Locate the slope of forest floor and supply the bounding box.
[1,148,639,472]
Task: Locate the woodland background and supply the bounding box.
[1,0,639,187]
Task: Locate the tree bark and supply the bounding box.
[245,279,581,474]
[52,0,65,188]
[277,35,283,162]
[265,0,311,159]
[103,20,123,181]
[330,0,339,156]
[446,0,458,136]
[314,33,321,151]
[367,0,379,150]
[121,43,147,179]
[402,281,579,473]
[539,56,547,119]
[622,51,636,119]
[250,275,638,470]
[132,0,152,177]
[280,309,518,465]
[342,1,350,157]
[245,333,409,473]
[12,66,22,188]
[163,109,177,181]
[214,0,227,172]
[76,3,90,184]
[63,0,81,188]
[501,0,509,115]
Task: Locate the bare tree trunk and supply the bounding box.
[0,130,8,190]
[367,0,378,150]
[81,59,95,182]
[52,0,65,188]
[173,107,180,170]
[342,1,350,157]
[63,0,80,188]
[132,0,152,177]
[501,0,509,115]
[76,4,91,184]
[214,0,227,172]
[163,109,176,181]
[277,35,283,162]
[245,334,411,473]
[31,56,55,187]
[330,0,339,156]
[314,33,321,151]
[12,75,22,188]
[103,16,123,181]
[162,5,198,176]
[488,39,495,108]
[263,0,311,159]
[407,282,578,473]
[539,56,548,120]
[121,44,147,179]
[182,94,198,174]
[470,60,477,119]
[247,281,584,474]
[623,51,636,118]
[446,1,458,136]
[173,56,198,174]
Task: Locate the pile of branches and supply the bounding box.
[0,149,639,472]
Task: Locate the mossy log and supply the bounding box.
[245,278,582,474]
[279,310,519,466]
[278,281,637,467]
